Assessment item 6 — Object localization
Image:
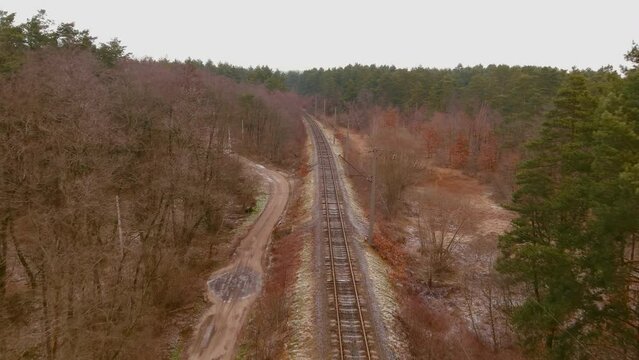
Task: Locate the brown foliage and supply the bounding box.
[400,294,522,360]
[449,133,470,168]
[422,124,441,159]
[478,132,499,171]
[0,48,304,359]
[382,108,400,128]
[336,101,521,199]
[372,230,407,280]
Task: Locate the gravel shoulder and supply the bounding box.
[314,118,409,359]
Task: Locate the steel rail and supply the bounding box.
[308,117,372,360]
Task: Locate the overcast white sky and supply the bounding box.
[3,0,638,71]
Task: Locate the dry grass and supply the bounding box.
[239,229,304,359]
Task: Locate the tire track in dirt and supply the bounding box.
[188,158,290,360]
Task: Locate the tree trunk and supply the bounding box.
[0,215,8,298]
[10,222,36,289]
[485,285,498,352]
[41,271,54,360]
[464,286,480,338]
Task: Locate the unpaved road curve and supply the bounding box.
[188,158,289,360]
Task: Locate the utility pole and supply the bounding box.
[314,96,317,116]
[344,114,350,163]
[334,143,376,244]
[368,148,377,244]
[368,116,378,244]
[116,195,124,258]
[323,98,326,117]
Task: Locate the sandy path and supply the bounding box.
[188,159,290,360]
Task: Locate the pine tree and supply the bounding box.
[0,11,25,73]
[498,71,639,358]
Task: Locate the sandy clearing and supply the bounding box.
[187,157,290,360]
[411,166,514,238]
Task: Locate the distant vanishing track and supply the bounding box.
[308,117,378,360]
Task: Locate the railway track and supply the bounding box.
[308,117,378,360]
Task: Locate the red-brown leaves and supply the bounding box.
[449,133,470,168]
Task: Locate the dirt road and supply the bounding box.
[188,159,289,360]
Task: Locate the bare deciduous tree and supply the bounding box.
[416,190,469,287]
[0,48,304,359]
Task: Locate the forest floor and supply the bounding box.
[186,158,290,360]
[401,167,518,347]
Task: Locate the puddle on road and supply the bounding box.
[207,266,262,302]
